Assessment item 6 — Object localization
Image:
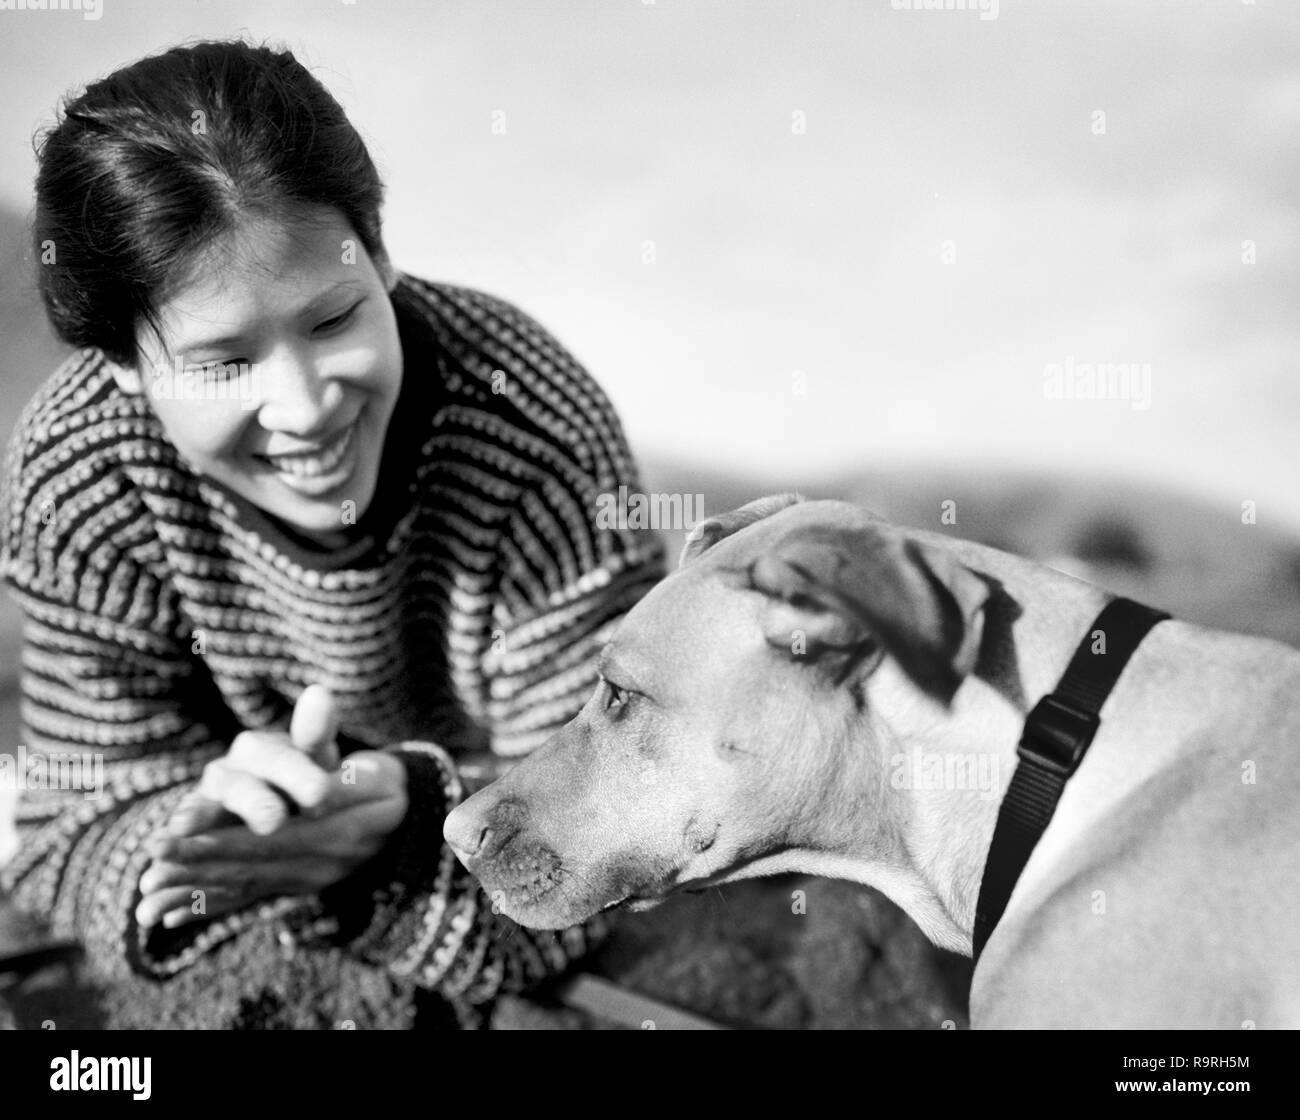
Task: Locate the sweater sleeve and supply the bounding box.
[0,441,267,982]
[309,294,667,1003]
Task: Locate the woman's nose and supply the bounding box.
[254,347,342,436]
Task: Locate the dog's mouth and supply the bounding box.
[599,893,668,916]
[596,872,678,914]
[597,865,722,913]
[488,847,735,923]
[483,863,567,910]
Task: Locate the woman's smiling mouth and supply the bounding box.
[256,418,360,492]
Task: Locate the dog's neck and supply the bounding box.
[822,536,1112,955]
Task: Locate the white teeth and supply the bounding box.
[266,425,354,477]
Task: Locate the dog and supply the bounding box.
[444,494,1300,1028]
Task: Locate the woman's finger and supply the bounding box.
[150,824,297,863]
[164,790,237,838]
[140,857,340,904]
[161,902,227,930]
[227,731,333,809]
[290,684,341,770]
[197,759,295,834]
[152,798,399,864]
[135,885,204,929]
[139,885,250,930]
[220,739,333,819]
[139,859,193,893]
[160,894,243,930]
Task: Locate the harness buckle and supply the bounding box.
[1017,694,1100,778]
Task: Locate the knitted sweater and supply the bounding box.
[0,275,665,1029]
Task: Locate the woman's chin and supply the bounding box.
[285,505,371,546]
[225,479,372,548]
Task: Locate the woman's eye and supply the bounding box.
[315,301,363,334]
[186,360,247,382]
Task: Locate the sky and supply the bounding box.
[0,0,1296,531]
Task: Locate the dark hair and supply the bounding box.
[33,38,388,365]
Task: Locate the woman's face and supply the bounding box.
[112,206,404,547]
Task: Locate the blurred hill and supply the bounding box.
[643,460,1300,650]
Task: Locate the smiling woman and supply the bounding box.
[110,205,405,550]
[0,38,664,1028]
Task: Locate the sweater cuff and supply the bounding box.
[286,741,463,958]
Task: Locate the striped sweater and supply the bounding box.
[0,275,665,1029]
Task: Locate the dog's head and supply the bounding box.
[442,495,991,928]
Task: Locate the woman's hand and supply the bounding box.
[135,686,408,930]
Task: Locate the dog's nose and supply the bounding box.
[443,804,491,859]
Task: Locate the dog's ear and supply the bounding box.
[750,523,989,704]
[679,492,804,568]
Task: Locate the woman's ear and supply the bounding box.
[375,251,399,293]
[105,357,144,396]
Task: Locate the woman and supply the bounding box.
[0,39,663,1028]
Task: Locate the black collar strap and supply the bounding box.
[972,596,1170,964]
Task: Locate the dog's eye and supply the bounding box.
[603,680,630,714]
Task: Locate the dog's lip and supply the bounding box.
[600,888,653,912]
[603,865,723,909]
[491,867,565,905]
[603,880,681,910]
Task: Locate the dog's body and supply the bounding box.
[445,496,1300,1028]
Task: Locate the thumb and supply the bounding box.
[290,684,341,771]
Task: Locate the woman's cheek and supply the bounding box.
[355,303,404,399]
[151,396,254,474]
